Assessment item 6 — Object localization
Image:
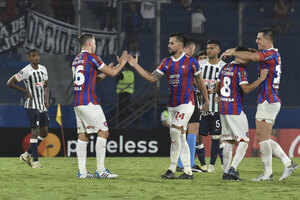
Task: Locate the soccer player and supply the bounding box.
[197,50,207,61]
[177,39,209,172]
[222,28,298,181]
[127,32,209,179]
[73,33,128,178]
[216,46,268,180]
[7,49,50,169]
[197,40,226,172]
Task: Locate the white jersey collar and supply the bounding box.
[171,52,185,62]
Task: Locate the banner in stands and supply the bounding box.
[24,10,118,56]
[0,15,26,53]
[0,10,118,55]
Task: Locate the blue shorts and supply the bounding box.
[26,109,49,128]
[199,112,221,136]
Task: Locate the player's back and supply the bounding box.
[218,62,248,115]
[72,51,104,106]
[258,48,281,103]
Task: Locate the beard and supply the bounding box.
[168,49,176,56]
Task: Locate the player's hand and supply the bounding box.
[26,91,33,99]
[221,48,235,60]
[45,102,50,109]
[127,54,138,67]
[201,101,209,112]
[118,50,128,66]
[108,62,114,67]
[259,69,268,80]
[214,96,221,103]
[207,88,214,94]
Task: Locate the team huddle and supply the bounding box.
[7,28,297,181]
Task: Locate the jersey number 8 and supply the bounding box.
[220,77,231,97]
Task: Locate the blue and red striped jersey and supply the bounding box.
[257,48,281,103]
[218,61,248,115]
[156,53,201,107]
[72,51,105,107]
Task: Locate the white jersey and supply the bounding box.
[199,59,226,112]
[15,64,48,112]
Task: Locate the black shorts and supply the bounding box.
[188,91,201,123]
[199,112,221,136]
[26,109,49,128]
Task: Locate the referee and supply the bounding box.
[7,49,50,169]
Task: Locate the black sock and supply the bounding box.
[210,139,220,165]
[27,138,43,154]
[218,147,224,165]
[196,143,206,166]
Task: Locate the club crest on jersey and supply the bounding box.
[181,65,185,69]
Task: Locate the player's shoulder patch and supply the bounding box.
[242,70,248,77]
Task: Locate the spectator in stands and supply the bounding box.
[125,2,141,56]
[15,0,35,15]
[52,0,75,24]
[104,0,117,31]
[272,0,291,35]
[0,0,16,23]
[190,5,206,51]
[197,50,207,61]
[140,2,155,33]
[178,0,192,11]
[290,0,295,12]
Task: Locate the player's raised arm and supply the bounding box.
[221,48,260,62]
[194,73,209,111]
[240,69,268,94]
[127,54,163,83]
[99,51,128,77]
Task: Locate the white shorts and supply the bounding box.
[168,102,195,130]
[255,101,281,124]
[74,103,108,134]
[221,111,249,142]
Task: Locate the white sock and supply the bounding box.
[96,136,107,172]
[269,139,291,168]
[259,140,273,176]
[223,142,234,173]
[76,139,88,174]
[231,142,248,170]
[179,134,192,175]
[168,127,182,173]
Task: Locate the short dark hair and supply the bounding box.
[79,33,94,47]
[258,28,274,42]
[207,40,220,46]
[235,46,250,52]
[184,38,195,49]
[169,32,186,46]
[27,49,38,55]
[197,50,207,57]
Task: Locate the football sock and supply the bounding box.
[180,134,192,175]
[30,139,38,162]
[231,142,248,170]
[96,136,107,172]
[219,142,225,165]
[168,127,182,173]
[27,136,44,154]
[269,139,291,168]
[77,139,88,174]
[259,140,273,176]
[187,134,197,167]
[196,143,206,166]
[210,139,220,165]
[223,142,234,173]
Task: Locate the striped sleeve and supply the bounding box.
[156,58,167,75]
[91,54,105,70]
[191,57,201,76]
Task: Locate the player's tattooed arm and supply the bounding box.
[195,73,209,111]
[152,71,163,82]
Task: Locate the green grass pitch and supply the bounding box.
[0,157,299,200]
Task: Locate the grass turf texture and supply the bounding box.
[0,157,299,200]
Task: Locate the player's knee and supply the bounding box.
[31,128,40,138]
[98,130,109,139]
